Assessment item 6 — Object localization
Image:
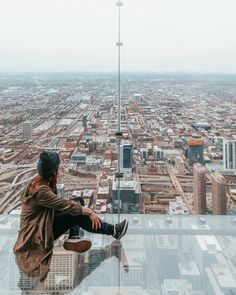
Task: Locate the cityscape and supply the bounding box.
[0,72,236,294]
[0,72,236,216]
[1,0,236,292]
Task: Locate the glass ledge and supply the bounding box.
[1,214,236,295]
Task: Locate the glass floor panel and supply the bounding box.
[1,214,236,294]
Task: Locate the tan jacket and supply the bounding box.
[13,179,82,282]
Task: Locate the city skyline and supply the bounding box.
[0,2,236,291]
[0,60,236,294]
[1,72,235,216]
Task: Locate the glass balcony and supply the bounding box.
[1,214,236,294]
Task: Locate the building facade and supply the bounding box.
[223,139,236,170]
[22,121,32,140]
[120,143,133,174]
[193,163,207,214]
[187,139,204,168]
[44,247,78,291]
[112,180,139,213]
[211,172,227,215]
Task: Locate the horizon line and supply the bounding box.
[1,70,236,75]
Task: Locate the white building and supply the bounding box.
[179,261,201,290]
[153,146,163,160]
[22,121,32,140]
[169,196,188,215]
[44,247,78,291]
[139,148,148,160]
[57,184,65,198]
[205,254,236,294]
[223,139,236,170]
[161,279,192,295]
[176,157,186,174]
[87,287,143,295]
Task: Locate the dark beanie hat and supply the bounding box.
[37,151,60,178]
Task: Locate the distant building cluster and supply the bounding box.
[0,73,236,295]
[0,73,236,216]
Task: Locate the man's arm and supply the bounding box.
[35,185,82,215]
[35,185,102,229]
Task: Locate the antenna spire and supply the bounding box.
[115,0,123,222]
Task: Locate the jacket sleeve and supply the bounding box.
[35,185,83,216]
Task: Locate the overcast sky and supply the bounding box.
[0,0,236,72]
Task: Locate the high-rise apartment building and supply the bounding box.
[223,139,236,170]
[211,172,227,215]
[44,247,78,291]
[112,180,139,213]
[193,164,207,214]
[187,139,204,168]
[22,121,32,140]
[120,143,132,173]
[176,157,185,174]
[82,115,87,128]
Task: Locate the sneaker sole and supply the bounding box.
[117,219,129,240]
[63,240,92,253]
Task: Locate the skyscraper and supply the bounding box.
[223,139,236,170]
[193,163,207,214]
[82,115,87,129]
[187,139,204,168]
[120,143,132,174]
[211,172,227,215]
[112,180,139,213]
[22,121,32,140]
[44,247,78,291]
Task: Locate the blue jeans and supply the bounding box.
[53,197,114,240]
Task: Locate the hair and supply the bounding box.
[49,168,58,194]
[30,168,58,194]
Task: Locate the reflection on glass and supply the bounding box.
[1,214,236,294]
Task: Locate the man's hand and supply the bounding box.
[89,211,102,230]
[82,207,102,230]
